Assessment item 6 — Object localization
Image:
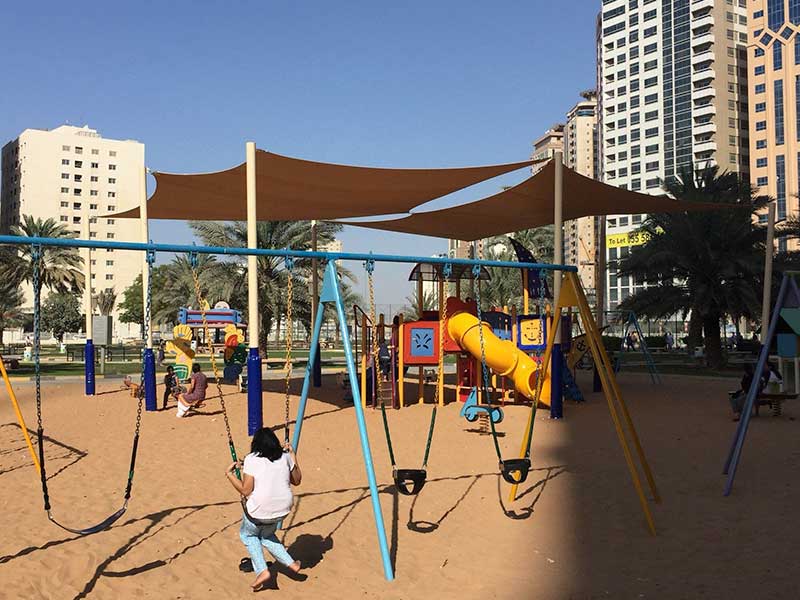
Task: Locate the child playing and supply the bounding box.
[225,427,304,591]
[162,366,182,410]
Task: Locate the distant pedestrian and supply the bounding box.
[665,331,674,351]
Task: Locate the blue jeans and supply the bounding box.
[239,515,295,575]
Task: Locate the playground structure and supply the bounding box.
[605,310,662,385]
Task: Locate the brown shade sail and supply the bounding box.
[112,150,538,221]
[339,161,725,241]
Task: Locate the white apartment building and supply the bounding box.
[1,125,144,338]
[563,92,600,302]
[597,0,749,310]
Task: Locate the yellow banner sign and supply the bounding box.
[606,230,651,249]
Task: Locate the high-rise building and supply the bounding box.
[597,0,750,310]
[531,124,565,174]
[1,125,144,338]
[747,1,800,251]
[563,91,600,301]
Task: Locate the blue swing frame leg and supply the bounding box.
[143,348,157,411]
[723,274,791,495]
[292,261,394,581]
[550,343,563,419]
[247,348,263,436]
[84,339,95,396]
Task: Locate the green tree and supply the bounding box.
[41,291,83,342]
[118,267,169,334]
[0,283,25,346]
[189,220,350,352]
[399,290,437,317]
[0,215,84,294]
[616,167,766,368]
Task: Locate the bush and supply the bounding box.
[643,335,665,348]
[602,335,622,352]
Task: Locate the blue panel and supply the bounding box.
[410,327,435,357]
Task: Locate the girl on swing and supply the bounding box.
[225,427,304,591]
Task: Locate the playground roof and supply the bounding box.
[112,150,539,221]
[408,263,491,282]
[338,160,724,240]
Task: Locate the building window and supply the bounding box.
[91,162,99,168]
[107,191,116,198]
[106,260,114,266]
[645,127,658,138]
[61,159,69,165]
[74,174,82,182]
[755,65,765,75]
[756,157,769,167]
[619,216,629,227]
[60,201,69,207]
[109,150,117,157]
[90,190,98,196]
[646,161,659,171]
[107,219,115,225]
[775,79,785,145]
[645,144,658,155]
[755,83,766,93]
[75,146,83,154]
[60,187,69,194]
[60,216,68,222]
[105,274,114,280]
[755,47,765,57]
[108,177,116,184]
[61,173,69,179]
[73,202,81,209]
[62,145,71,151]
[645,93,658,104]
[756,120,767,131]
[109,164,117,170]
[757,176,769,186]
[777,154,786,219]
[755,102,767,112]
[90,176,98,182]
[769,0,785,31]
[74,188,82,196]
[107,233,115,239]
[89,217,97,224]
[774,42,784,69]
[90,203,98,209]
[91,149,99,155]
[644,43,657,54]
[757,139,767,148]
[646,178,660,189]
[107,205,116,211]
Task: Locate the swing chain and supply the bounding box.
[472,266,492,402]
[283,259,294,444]
[367,266,383,409]
[32,244,42,432]
[190,263,234,449]
[134,251,153,437]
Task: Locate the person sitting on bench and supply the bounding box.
[730,363,765,421]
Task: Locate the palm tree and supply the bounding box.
[399,290,437,317]
[92,289,117,315]
[0,215,84,293]
[152,254,221,324]
[616,167,767,368]
[0,283,24,346]
[188,220,347,353]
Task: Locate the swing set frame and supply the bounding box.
[0,233,657,582]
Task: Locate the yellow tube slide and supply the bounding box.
[446,298,550,406]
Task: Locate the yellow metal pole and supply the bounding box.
[523,270,529,315]
[565,272,657,533]
[570,272,660,503]
[0,357,41,474]
[398,315,405,408]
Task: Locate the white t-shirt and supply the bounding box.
[243,451,295,520]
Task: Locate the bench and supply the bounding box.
[728,390,797,417]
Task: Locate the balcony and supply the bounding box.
[692,14,714,31]
[692,49,715,65]
[692,67,715,83]
[694,102,716,116]
[692,32,714,48]
[691,0,714,12]
[694,139,717,153]
[694,121,717,135]
[693,85,716,100]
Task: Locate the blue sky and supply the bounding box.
[1,0,599,309]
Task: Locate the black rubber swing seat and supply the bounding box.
[500,458,531,485]
[394,468,427,496]
[47,505,128,536]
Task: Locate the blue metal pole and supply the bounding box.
[313,343,322,387]
[143,348,157,411]
[292,303,326,453]
[0,234,577,273]
[723,274,789,495]
[329,261,394,581]
[84,339,95,396]
[550,343,563,418]
[247,349,263,436]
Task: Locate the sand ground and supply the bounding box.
[1,371,799,599]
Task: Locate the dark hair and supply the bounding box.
[192,363,202,373]
[166,365,174,374]
[251,427,284,461]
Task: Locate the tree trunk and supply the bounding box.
[686,308,703,354]
[703,313,724,368]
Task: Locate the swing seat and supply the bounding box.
[464,404,504,424]
[500,458,531,485]
[394,468,427,496]
[48,504,128,536]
